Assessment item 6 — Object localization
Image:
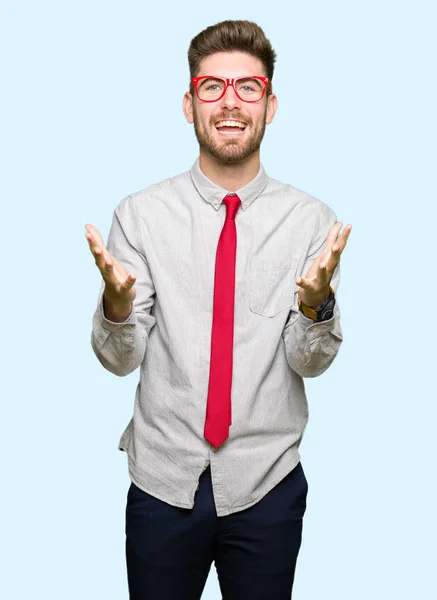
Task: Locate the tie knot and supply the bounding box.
[223,195,241,220]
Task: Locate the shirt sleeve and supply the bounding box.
[90,196,157,376]
[281,202,344,378]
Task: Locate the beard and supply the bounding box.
[192,104,268,164]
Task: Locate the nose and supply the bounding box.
[220,81,241,110]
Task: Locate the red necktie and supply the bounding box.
[204,194,241,449]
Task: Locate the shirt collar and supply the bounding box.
[189,157,268,211]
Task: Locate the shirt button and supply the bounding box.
[211,445,218,452]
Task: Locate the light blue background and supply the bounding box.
[1,0,436,598]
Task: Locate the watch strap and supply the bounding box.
[298,286,335,321]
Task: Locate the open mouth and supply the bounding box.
[214,119,247,134]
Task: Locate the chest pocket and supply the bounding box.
[248,258,297,318]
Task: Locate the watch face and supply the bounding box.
[319,296,335,321]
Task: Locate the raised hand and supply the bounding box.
[85,223,136,321]
[297,222,352,308]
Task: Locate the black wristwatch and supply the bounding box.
[298,286,336,322]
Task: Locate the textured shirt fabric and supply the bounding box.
[91,158,344,517]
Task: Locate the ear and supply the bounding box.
[183,91,194,124]
[265,93,278,125]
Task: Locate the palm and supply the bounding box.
[85,223,136,304]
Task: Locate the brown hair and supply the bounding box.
[188,20,277,95]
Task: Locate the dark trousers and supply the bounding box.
[125,461,308,600]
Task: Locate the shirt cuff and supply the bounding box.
[99,296,136,330]
[298,309,336,338]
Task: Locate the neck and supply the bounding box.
[198,149,260,191]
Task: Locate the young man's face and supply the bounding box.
[183,51,278,164]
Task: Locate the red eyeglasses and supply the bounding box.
[191,76,270,103]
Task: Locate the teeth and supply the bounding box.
[216,120,245,128]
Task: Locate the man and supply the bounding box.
[86,19,351,600]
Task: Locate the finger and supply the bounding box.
[96,257,120,288]
[87,237,111,274]
[122,274,137,290]
[95,249,110,275]
[327,224,352,258]
[314,268,333,293]
[296,276,317,291]
[320,244,339,267]
[324,222,343,251]
[321,224,352,265]
[317,260,331,281]
[85,231,95,246]
[85,231,102,255]
[336,223,352,253]
[103,258,114,273]
[85,224,106,249]
[86,233,114,270]
[86,235,105,263]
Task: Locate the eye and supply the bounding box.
[236,78,263,96]
[198,78,224,93]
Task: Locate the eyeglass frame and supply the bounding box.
[191,75,271,103]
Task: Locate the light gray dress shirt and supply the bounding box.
[91,158,343,517]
